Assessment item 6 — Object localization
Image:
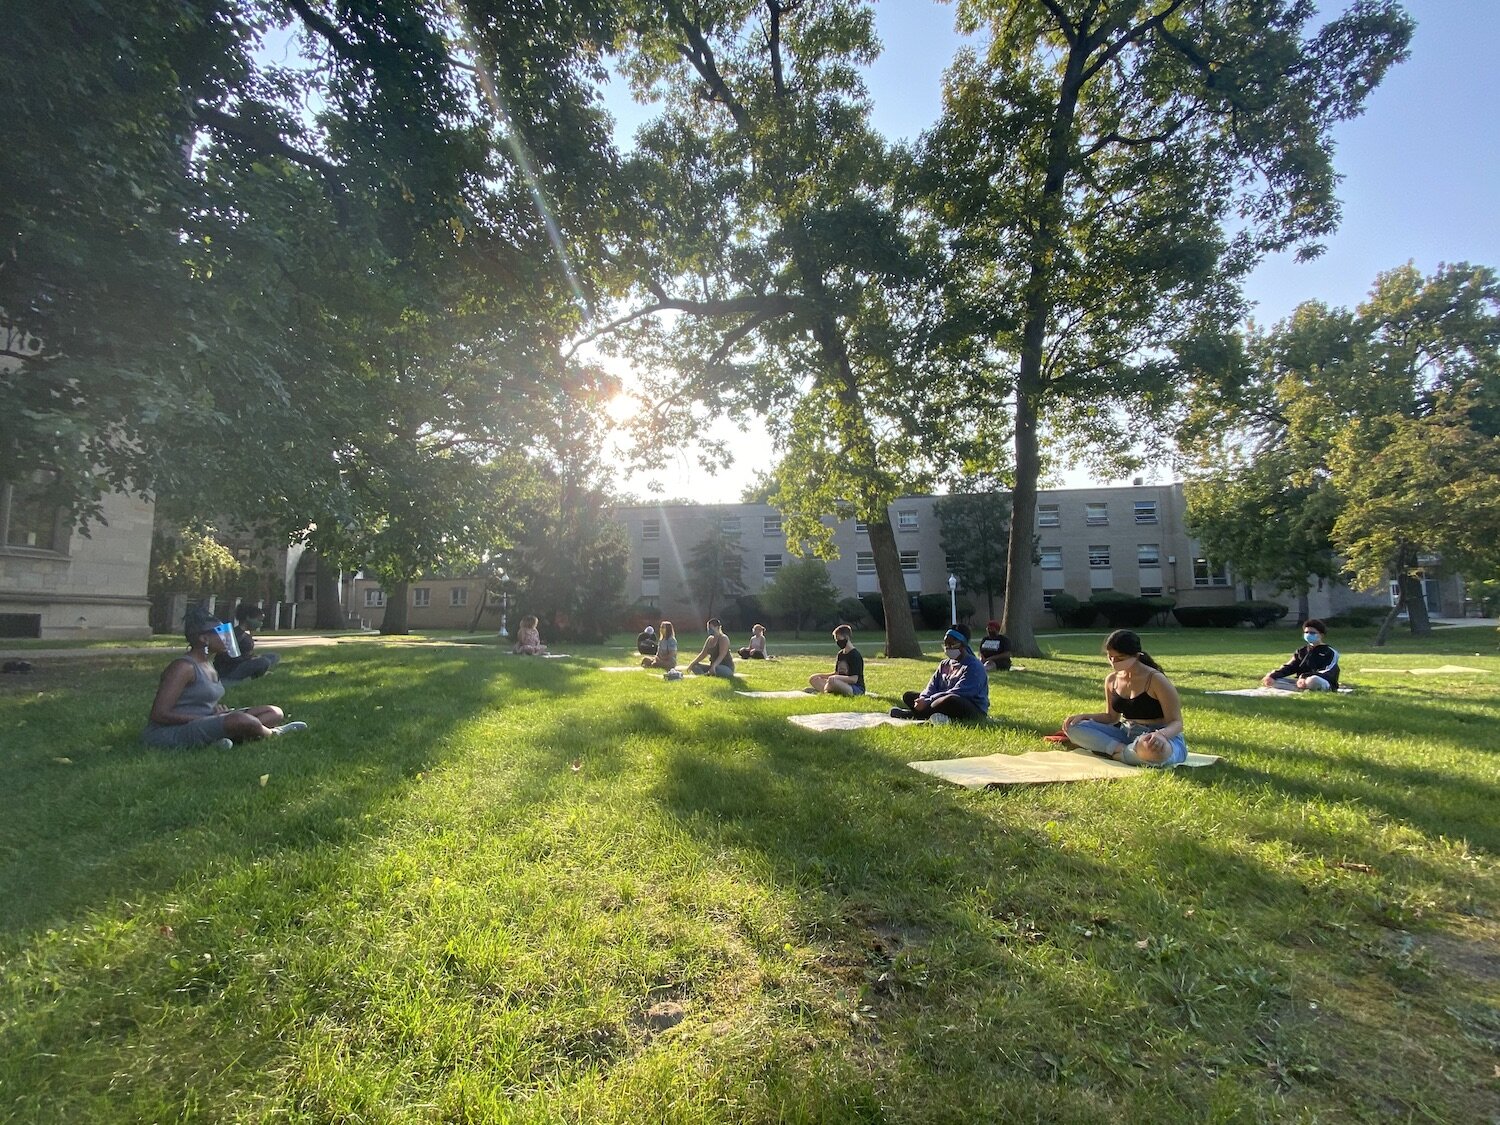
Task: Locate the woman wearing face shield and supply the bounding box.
[1062,629,1187,767]
[889,625,989,724]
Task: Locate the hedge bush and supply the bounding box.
[835,598,869,630]
[1172,604,1247,628]
[1089,591,1159,629]
[1051,592,1099,628]
[1243,600,1291,629]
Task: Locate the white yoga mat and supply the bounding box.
[789,711,923,731]
[909,749,1223,788]
[601,665,648,672]
[1208,686,1355,697]
[737,690,818,698]
[1358,665,1487,675]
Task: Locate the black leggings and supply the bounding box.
[902,691,987,722]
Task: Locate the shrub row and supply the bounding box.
[1052,592,1177,629]
[1171,600,1290,629]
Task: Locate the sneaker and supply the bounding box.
[889,707,915,720]
[928,713,951,726]
[271,721,308,736]
[213,737,235,750]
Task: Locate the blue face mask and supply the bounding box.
[1304,632,1320,645]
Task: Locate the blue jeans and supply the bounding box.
[1067,720,1188,768]
[688,660,734,678]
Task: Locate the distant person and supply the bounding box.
[512,615,548,655]
[143,606,305,749]
[642,621,678,669]
[739,623,768,660]
[890,625,989,723]
[1062,629,1187,767]
[214,603,281,684]
[636,625,659,656]
[1261,619,1340,691]
[977,620,1012,672]
[808,624,865,696]
[687,618,735,678]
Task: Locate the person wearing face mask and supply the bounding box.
[687,618,735,678]
[889,625,989,723]
[1261,619,1340,691]
[1061,629,1187,767]
[808,624,865,695]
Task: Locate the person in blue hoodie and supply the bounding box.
[1261,618,1341,691]
[890,625,989,723]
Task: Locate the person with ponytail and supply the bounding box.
[1062,629,1187,767]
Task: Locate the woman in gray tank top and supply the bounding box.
[143,607,306,749]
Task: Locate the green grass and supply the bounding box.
[2,628,1497,1123]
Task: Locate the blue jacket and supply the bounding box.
[920,650,990,714]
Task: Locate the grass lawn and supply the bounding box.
[2,627,1497,1123]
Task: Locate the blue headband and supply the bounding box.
[943,629,966,645]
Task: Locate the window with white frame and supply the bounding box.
[1039,547,1063,570]
[1134,500,1158,524]
[763,515,782,536]
[364,588,385,608]
[899,550,920,573]
[1037,503,1060,528]
[856,551,876,575]
[412,587,431,608]
[1,474,68,552]
[1088,545,1110,568]
[642,557,661,580]
[1139,586,1164,597]
[897,509,919,532]
[720,516,741,535]
[1042,587,1064,611]
[1193,558,1230,588]
[944,555,963,576]
[1085,501,1109,526]
[641,517,660,540]
[764,553,782,578]
[1137,543,1161,567]
[450,587,468,607]
[855,519,869,534]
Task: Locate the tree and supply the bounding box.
[685,526,746,624]
[763,558,842,636]
[936,491,1012,619]
[919,0,1412,656]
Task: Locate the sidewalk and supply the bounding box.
[0,632,384,663]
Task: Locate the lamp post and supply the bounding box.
[497,587,510,638]
[947,573,958,625]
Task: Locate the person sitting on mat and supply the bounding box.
[512,615,548,655]
[642,621,678,669]
[1261,618,1340,691]
[143,606,305,750]
[739,623,769,660]
[977,620,1012,672]
[687,618,735,678]
[889,625,988,723]
[214,603,281,684]
[1062,629,1187,768]
[809,624,865,696]
[636,624,658,657]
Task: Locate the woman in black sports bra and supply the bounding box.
[1061,629,1188,767]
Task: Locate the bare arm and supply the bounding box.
[148,660,202,726]
[1064,676,1121,730]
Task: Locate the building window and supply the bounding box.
[642,517,660,541]
[1088,545,1110,569]
[1039,547,1063,570]
[944,554,962,576]
[1137,543,1161,567]
[302,584,315,601]
[899,550,920,573]
[413,587,431,608]
[855,519,869,534]
[1085,502,1109,526]
[1134,500,1158,525]
[897,509,919,532]
[1,474,68,552]
[1140,586,1164,597]
[642,557,661,580]
[764,553,782,578]
[1037,504,1060,528]
[720,516,741,535]
[450,588,468,607]
[364,589,385,608]
[1042,588,1063,611]
[856,551,876,575]
[1193,558,1230,588]
[763,515,782,536]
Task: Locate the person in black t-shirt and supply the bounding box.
[808,624,865,696]
[978,620,1012,672]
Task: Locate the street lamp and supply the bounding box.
[947,573,958,625]
[497,581,511,638]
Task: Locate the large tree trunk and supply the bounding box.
[869,517,922,658]
[1002,394,1042,658]
[1374,596,1402,647]
[380,579,410,635]
[1401,572,1433,636]
[1297,589,1311,624]
[314,557,346,630]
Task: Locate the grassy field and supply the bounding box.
[2,627,1496,1123]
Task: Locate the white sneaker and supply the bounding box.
[213,737,235,750]
[927,713,951,726]
[271,721,308,735]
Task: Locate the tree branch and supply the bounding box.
[565,293,804,357]
[664,0,752,132]
[194,105,344,184]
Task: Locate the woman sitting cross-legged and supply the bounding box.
[142,606,306,750]
[1062,629,1187,768]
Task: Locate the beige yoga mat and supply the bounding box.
[738,690,819,698]
[789,711,922,731]
[601,665,648,672]
[1208,686,1354,696]
[1359,665,1487,675]
[909,749,1223,788]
